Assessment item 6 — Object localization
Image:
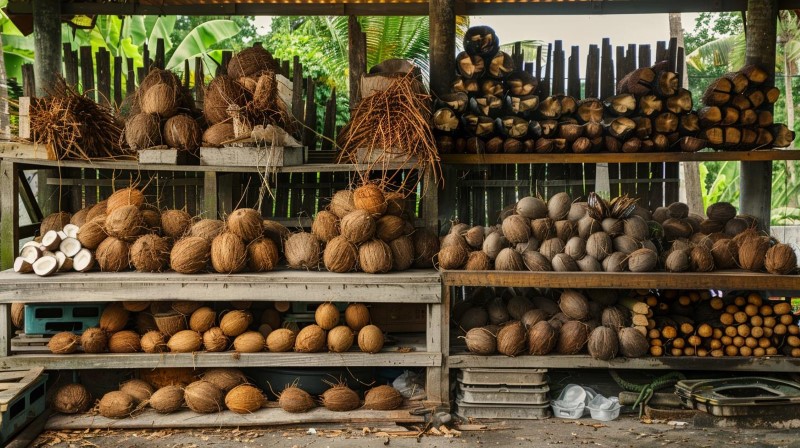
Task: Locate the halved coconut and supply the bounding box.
[59,237,82,258]
[41,230,62,251]
[73,248,95,272]
[33,255,58,277]
[63,223,80,239]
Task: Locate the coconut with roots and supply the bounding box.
[618,327,649,357]
[628,248,658,272]
[203,76,249,125]
[108,330,142,353]
[266,328,296,352]
[52,383,92,414]
[531,218,556,242]
[141,330,168,353]
[295,324,326,353]
[364,385,404,410]
[522,309,548,329]
[358,324,384,353]
[358,239,393,274]
[130,234,170,272]
[163,114,202,151]
[279,386,315,413]
[552,253,578,271]
[601,306,630,329]
[464,327,497,355]
[227,208,263,242]
[48,332,79,354]
[389,235,415,271]
[77,218,107,250]
[100,303,129,333]
[247,237,279,272]
[665,249,690,272]
[436,244,468,270]
[150,385,184,413]
[464,226,485,248]
[528,321,558,355]
[202,122,235,147]
[495,248,524,270]
[189,307,217,333]
[80,327,107,353]
[690,246,715,272]
[739,235,771,271]
[353,184,387,216]
[548,192,571,220]
[98,391,135,419]
[711,238,738,269]
[184,381,224,413]
[523,250,552,271]
[40,212,71,235]
[284,232,320,269]
[560,290,590,321]
[482,232,508,260]
[464,250,492,270]
[321,384,360,412]
[203,327,229,352]
[376,215,406,242]
[161,209,193,239]
[502,214,531,244]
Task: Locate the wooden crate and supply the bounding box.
[0,368,47,444]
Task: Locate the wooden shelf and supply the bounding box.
[441,270,800,290]
[45,406,425,430]
[440,150,800,165]
[0,269,441,303]
[447,353,800,372]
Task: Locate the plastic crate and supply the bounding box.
[24,303,104,334]
[290,302,348,314]
[0,369,48,444]
[455,399,551,420]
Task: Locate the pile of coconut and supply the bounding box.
[46,300,387,356]
[202,45,297,146]
[123,68,203,153]
[286,184,440,273]
[456,287,651,360]
[50,367,405,419]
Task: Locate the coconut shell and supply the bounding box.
[125,113,162,149]
[559,290,590,321]
[140,80,178,116]
[103,205,144,243]
[359,239,393,274]
[345,304,370,331]
[539,238,565,261]
[738,235,770,271]
[77,219,107,250]
[323,236,358,273]
[98,391,135,419]
[141,330,168,353]
[521,309,548,329]
[48,331,79,354]
[552,253,578,272]
[707,202,737,223]
[329,190,356,218]
[464,226,485,249]
[279,386,315,413]
[556,320,589,354]
[464,327,497,355]
[165,330,201,353]
[667,201,689,219]
[70,207,90,228]
[389,235,415,271]
[531,218,556,242]
[120,379,154,404]
[311,210,340,243]
[202,327,229,352]
[576,255,602,272]
[364,385,404,410]
[502,215,531,244]
[690,246,715,272]
[765,243,798,275]
[219,310,252,337]
[725,217,751,237]
[555,220,577,242]
[284,232,321,269]
[233,331,265,353]
[487,297,510,325]
[227,208,263,242]
[321,384,360,412]
[202,368,247,392]
[601,306,630,329]
[100,303,130,333]
[154,311,186,336]
[522,250,552,271]
[516,196,548,219]
[247,237,279,272]
[190,219,225,243]
[80,327,108,353]
[413,228,440,268]
[202,122,235,147]
[353,184,387,216]
[327,325,355,352]
[340,210,376,245]
[86,202,107,222]
[495,248,525,270]
[40,212,71,235]
[663,218,693,241]
[150,385,184,413]
[528,321,558,355]
[578,215,602,239]
[109,330,142,353]
[628,248,658,272]
[227,45,279,78]
[52,383,92,414]
[496,321,526,356]
[587,326,619,361]
[163,114,201,151]
[106,188,145,214]
[464,250,492,270]
[376,215,407,242]
[225,384,266,414]
[618,327,649,357]
[294,324,327,353]
[130,234,170,272]
[184,381,224,413]
[548,192,571,220]
[203,75,249,124]
[358,324,384,353]
[160,210,192,239]
[482,232,508,260]
[700,219,726,235]
[315,303,340,330]
[210,232,247,274]
[711,238,738,269]
[138,207,160,231]
[266,328,296,352]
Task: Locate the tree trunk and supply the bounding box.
[780,32,798,207]
[347,16,366,110]
[32,0,61,96]
[669,13,703,214]
[0,33,9,140]
[429,0,455,98]
[741,0,778,232]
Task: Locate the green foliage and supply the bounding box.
[165,20,241,71]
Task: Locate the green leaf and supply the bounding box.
[686,34,738,71]
[148,16,176,55]
[165,19,240,70]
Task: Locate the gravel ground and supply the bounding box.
[30,416,800,448]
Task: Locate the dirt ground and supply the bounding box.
[29,416,800,448]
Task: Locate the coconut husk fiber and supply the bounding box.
[227,46,281,79]
[204,76,250,125]
[202,121,235,147]
[163,114,202,152]
[125,113,162,150]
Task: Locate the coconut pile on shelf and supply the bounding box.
[50,368,405,419]
[698,65,795,149]
[436,192,799,275]
[286,183,440,273]
[202,45,297,146]
[44,301,387,356]
[124,68,203,152]
[457,286,800,359]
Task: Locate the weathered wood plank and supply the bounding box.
[199,146,303,167]
[96,48,111,106]
[113,56,122,106]
[63,43,78,88]
[348,15,367,108]
[0,160,20,270]
[79,46,94,100]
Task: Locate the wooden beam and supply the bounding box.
[347,16,366,108]
[429,0,455,97]
[741,0,778,231]
[32,0,60,96]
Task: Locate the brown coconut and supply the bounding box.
[496,321,526,356]
[531,218,556,242]
[521,309,549,329]
[190,219,225,243]
[203,327,229,352]
[125,113,161,149]
[202,122,235,147]
[576,255,602,272]
[502,214,531,244]
[613,235,640,254]
[701,219,726,235]
[436,244,468,270]
[555,220,577,242]
[548,192,571,220]
[71,207,90,228]
[618,327,649,357]
[556,320,589,354]
[464,327,497,355]
[603,252,629,272]
[358,324,384,353]
[100,303,130,333]
[233,331,265,353]
[227,45,279,78]
[40,211,71,235]
[108,330,142,353]
[225,384,266,414]
[86,201,107,221]
[295,324,327,353]
[189,307,216,333]
[539,238,565,261]
[120,379,154,404]
[376,215,407,242]
[80,327,108,353]
[482,232,508,260]
[739,235,770,271]
[210,232,246,273]
[203,75,248,124]
[601,306,630,329]
[690,246,715,272]
[725,217,751,237]
[389,235,415,271]
[340,210,376,244]
[11,303,24,330]
[601,218,625,237]
[321,384,360,412]
[104,205,144,242]
[141,330,168,353]
[495,248,525,271]
[345,303,370,331]
[628,248,658,272]
[765,243,798,275]
[359,239,393,273]
[465,250,492,270]
[707,202,737,222]
[154,311,186,336]
[225,208,261,243]
[516,196,548,219]
[329,190,356,218]
[465,226,486,249]
[163,114,201,151]
[77,218,107,250]
[266,328,296,352]
[279,386,315,413]
[184,380,224,413]
[48,331,79,354]
[311,211,340,243]
[52,383,92,414]
[202,368,247,392]
[323,236,358,273]
[528,320,558,355]
[161,209,193,239]
[141,82,178,116]
[107,187,145,213]
[364,385,404,410]
[711,238,738,269]
[315,303,340,330]
[384,191,408,217]
[665,248,690,272]
[167,330,202,352]
[587,326,619,361]
[353,183,387,216]
[246,237,279,272]
[284,232,320,269]
[663,218,693,241]
[487,298,510,325]
[138,368,196,389]
[523,250,552,271]
[578,215,602,239]
[459,307,488,331]
[98,391,135,419]
[552,253,579,271]
[122,301,151,312]
[150,385,184,413]
[559,290,590,321]
[219,310,252,337]
[327,325,355,352]
[261,219,287,250]
[130,234,170,272]
[413,228,440,268]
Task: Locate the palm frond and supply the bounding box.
[686,35,739,71]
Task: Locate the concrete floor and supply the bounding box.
[30,416,800,448]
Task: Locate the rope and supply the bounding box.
[610,370,686,417]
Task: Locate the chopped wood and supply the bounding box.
[653,112,678,134]
[756,128,774,147]
[452,77,479,95]
[701,127,724,146]
[640,138,655,152]
[652,133,669,151]
[773,124,796,147]
[745,89,766,109]
[528,120,543,138]
[665,89,693,114]
[740,128,758,147]
[739,109,758,126]
[638,94,663,116]
[621,137,642,153]
[655,71,679,97]
[583,121,604,139]
[470,95,503,117]
[540,119,559,138]
[605,93,637,116]
[702,77,733,106]
[571,136,592,153]
[697,106,722,126]
[485,136,504,153]
[679,113,700,134]
[497,116,529,139]
[558,123,584,142]
[480,78,504,97]
[720,107,740,126]
[633,116,652,139]
[741,64,769,84]
[677,136,707,153]
[503,138,523,153]
[607,117,636,139]
[730,94,752,111]
[534,138,555,153]
[724,71,749,93]
[604,135,622,152]
[465,136,485,153]
[576,98,603,123]
[432,108,459,132]
[487,51,514,78]
[758,110,774,127]
[632,313,649,327]
[537,96,562,119]
[559,95,578,115]
[506,95,539,115]
[505,71,538,96]
[619,297,650,315]
[723,126,742,147]
[617,67,655,96]
[763,86,780,104]
[552,138,567,152]
[456,52,485,79]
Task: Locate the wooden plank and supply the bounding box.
[62,43,78,88]
[142,43,150,76]
[0,304,10,357]
[541,43,552,98]
[552,40,564,95]
[429,0,455,97]
[199,146,303,167]
[154,38,165,69]
[320,88,337,152]
[567,45,580,98]
[46,407,425,430]
[95,48,111,106]
[291,56,303,123]
[113,56,122,107]
[79,45,95,100]
[203,171,218,220]
[664,161,679,203]
[126,57,135,97]
[18,169,42,223]
[656,40,668,62]
[639,44,652,67]
[600,38,614,99]
[194,57,204,109]
[0,160,19,271]
[21,64,35,98]
[585,44,599,98]
[447,354,800,372]
[668,36,678,72]
[426,286,449,407]
[303,77,317,150]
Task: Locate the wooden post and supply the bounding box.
[21,64,35,97]
[600,38,614,99]
[96,48,111,106]
[32,0,60,96]
[429,0,455,98]
[80,46,95,100]
[63,43,79,87]
[291,56,304,122]
[552,40,564,95]
[0,160,19,271]
[126,57,136,95]
[194,57,204,109]
[155,38,165,70]
[321,88,337,152]
[741,0,778,231]
[348,16,366,109]
[303,78,317,150]
[113,56,122,107]
[567,46,580,98]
